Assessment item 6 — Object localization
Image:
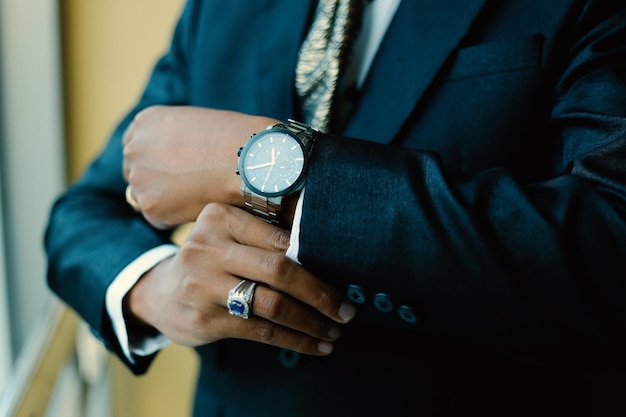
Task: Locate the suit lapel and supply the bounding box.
[344,0,486,143]
[248,0,316,120]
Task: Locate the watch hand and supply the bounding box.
[264,164,274,184]
[247,148,282,170]
[247,161,274,170]
[263,149,282,184]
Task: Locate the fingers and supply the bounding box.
[175,203,356,354]
[199,201,292,252]
[192,203,356,325]
[220,313,337,356]
[121,115,137,181]
[210,278,338,355]
[228,247,354,324]
[239,281,342,339]
[122,106,154,183]
[164,255,343,355]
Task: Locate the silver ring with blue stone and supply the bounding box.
[227,279,257,319]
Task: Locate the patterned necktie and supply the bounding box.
[295,0,365,132]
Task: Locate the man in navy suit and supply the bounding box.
[46,0,626,415]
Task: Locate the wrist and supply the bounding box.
[231,116,280,208]
[124,257,170,333]
[236,119,317,226]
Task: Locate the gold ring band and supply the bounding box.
[125,185,141,212]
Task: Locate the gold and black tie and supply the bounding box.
[294,0,365,132]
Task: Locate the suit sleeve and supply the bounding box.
[44,0,201,374]
[298,4,626,369]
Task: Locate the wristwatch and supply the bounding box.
[236,119,318,225]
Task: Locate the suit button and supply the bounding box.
[278,349,300,369]
[397,305,418,324]
[346,284,367,304]
[373,293,394,313]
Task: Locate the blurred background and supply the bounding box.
[3,1,625,417]
[0,1,198,416]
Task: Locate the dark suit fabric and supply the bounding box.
[45,0,626,415]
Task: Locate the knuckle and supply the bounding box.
[139,192,164,219]
[261,253,292,277]
[138,193,155,213]
[289,338,312,355]
[266,228,290,249]
[185,305,209,329]
[144,212,173,230]
[200,202,231,224]
[256,290,285,319]
[125,169,141,188]
[250,321,277,343]
[179,238,204,266]
[179,273,198,294]
[133,109,147,123]
[122,139,137,159]
[184,220,226,261]
[134,105,161,123]
[315,286,335,308]
[224,209,246,236]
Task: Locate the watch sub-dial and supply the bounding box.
[276,158,297,179]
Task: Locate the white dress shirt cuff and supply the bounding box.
[286,189,305,265]
[105,244,178,363]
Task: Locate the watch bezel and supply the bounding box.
[238,127,309,198]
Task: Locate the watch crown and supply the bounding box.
[237,147,243,157]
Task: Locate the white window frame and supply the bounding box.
[0,192,11,393]
[0,0,66,392]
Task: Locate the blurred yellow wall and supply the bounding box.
[61,0,185,181]
[59,1,199,416]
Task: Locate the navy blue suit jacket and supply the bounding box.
[46,1,626,415]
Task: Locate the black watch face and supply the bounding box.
[239,129,306,197]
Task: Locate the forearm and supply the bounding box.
[45,178,173,371]
[298,133,626,366]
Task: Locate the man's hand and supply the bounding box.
[122,106,278,228]
[126,203,357,355]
